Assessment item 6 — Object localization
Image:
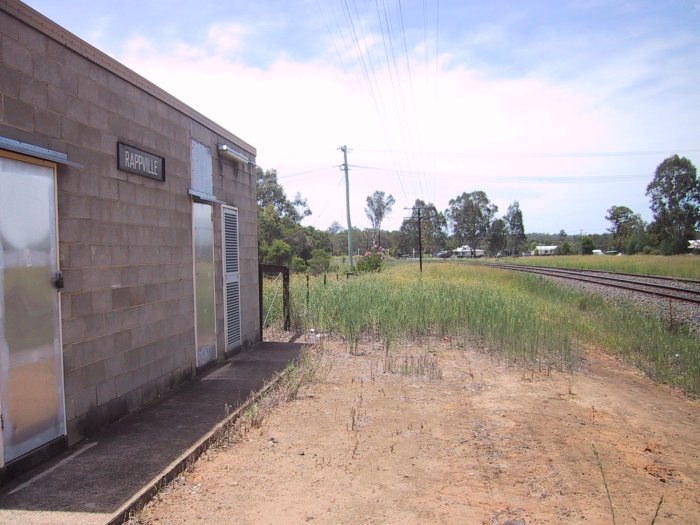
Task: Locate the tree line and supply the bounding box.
[257,155,699,272]
[606,155,699,255]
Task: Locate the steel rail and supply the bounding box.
[562,268,700,285]
[488,263,700,294]
[486,263,700,305]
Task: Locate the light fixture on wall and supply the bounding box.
[217,143,249,164]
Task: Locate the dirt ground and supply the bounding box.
[136,337,700,524]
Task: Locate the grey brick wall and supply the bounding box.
[0,3,259,444]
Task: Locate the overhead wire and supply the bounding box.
[275,166,338,181]
[373,0,419,200]
[311,173,347,227]
[315,0,364,93]
[431,0,440,205]
[322,1,450,208]
[341,0,380,111]
[337,0,411,200]
[361,0,417,201]
[313,0,410,201]
[396,0,417,199]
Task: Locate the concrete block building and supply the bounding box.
[0,0,260,477]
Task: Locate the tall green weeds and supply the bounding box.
[263,264,699,395]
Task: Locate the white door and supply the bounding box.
[0,152,65,466]
[222,206,241,351]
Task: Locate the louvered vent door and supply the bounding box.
[222,206,241,350]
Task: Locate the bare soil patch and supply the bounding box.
[135,338,699,524]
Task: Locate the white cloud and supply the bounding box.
[85,15,113,48]
[122,36,156,56]
[206,22,248,55]
[114,14,695,234]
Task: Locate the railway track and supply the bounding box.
[484,263,700,305]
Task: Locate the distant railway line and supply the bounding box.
[484,263,700,306]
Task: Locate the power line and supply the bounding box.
[373,0,415,196]
[314,0,363,92]
[275,166,337,180]
[311,173,347,227]
[337,0,411,200]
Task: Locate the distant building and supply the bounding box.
[533,245,559,256]
[689,240,700,253]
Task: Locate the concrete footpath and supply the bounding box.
[0,341,305,525]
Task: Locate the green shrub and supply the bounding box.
[265,239,292,265]
[307,249,331,275]
[355,252,383,273]
[291,255,307,273]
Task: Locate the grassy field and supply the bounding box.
[475,254,700,279]
[263,263,699,396]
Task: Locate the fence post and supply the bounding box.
[258,264,263,340]
[259,264,291,335]
[282,270,290,332]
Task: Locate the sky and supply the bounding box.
[23,0,700,234]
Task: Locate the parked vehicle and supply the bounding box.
[453,246,485,258]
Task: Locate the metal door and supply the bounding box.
[222,206,241,351]
[0,153,65,466]
[193,202,217,367]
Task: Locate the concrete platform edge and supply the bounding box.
[106,362,295,525]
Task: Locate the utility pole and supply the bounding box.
[405,206,424,273]
[417,207,423,272]
[340,145,353,272]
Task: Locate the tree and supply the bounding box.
[291,256,307,273]
[307,249,331,274]
[327,221,343,236]
[646,155,700,254]
[605,206,648,254]
[606,206,634,237]
[446,191,498,256]
[398,200,447,255]
[263,239,292,265]
[327,221,344,256]
[620,215,650,255]
[487,218,507,256]
[257,167,311,222]
[504,202,527,255]
[364,191,395,247]
[257,166,335,265]
[283,227,314,261]
[581,236,594,255]
[258,203,284,247]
